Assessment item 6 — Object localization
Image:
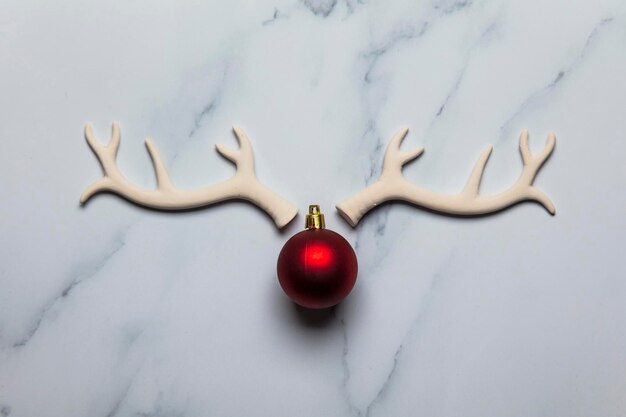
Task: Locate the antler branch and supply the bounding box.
[336,128,556,227]
[80,123,298,228]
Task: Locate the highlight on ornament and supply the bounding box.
[79,123,298,228]
[336,128,556,226]
[277,205,358,309]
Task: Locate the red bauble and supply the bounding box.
[277,210,358,309]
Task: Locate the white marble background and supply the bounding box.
[1,0,625,416]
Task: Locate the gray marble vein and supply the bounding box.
[10,232,128,349]
[303,0,338,18]
[498,16,616,143]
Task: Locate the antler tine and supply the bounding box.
[215,126,255,174]
[461,145,493,198]
[84,123,119,153]
[517,131,557,214]
[84,124,100,151]
[144,139,175,192]
[80,124,298,228]
[80,123,123,203]
[382,128,424,175]
[520,130,556,168]
[84,123,121,169]
[519,129,532,164]
[337,129,557,226]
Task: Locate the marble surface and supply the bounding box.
[1,0,625,416]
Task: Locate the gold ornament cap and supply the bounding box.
[305,205,326,229]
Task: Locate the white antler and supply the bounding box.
[336,128,556,227]
[80,123,298,228]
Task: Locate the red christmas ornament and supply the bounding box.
[277,205,358,309]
